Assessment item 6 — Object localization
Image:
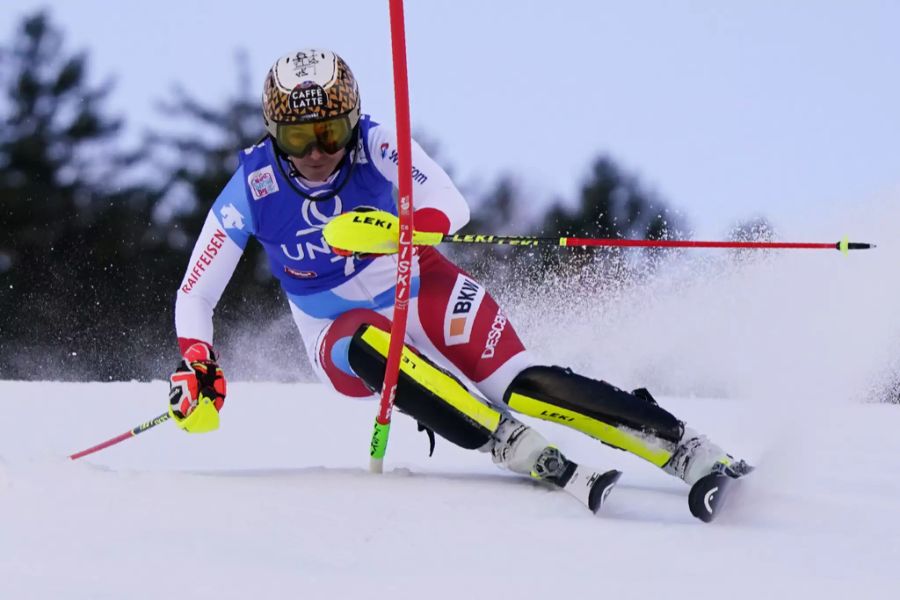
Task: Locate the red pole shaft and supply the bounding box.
[372,0,415,465]
[69,412,170,460]
[561,238,837,250]
[69,431,134,460]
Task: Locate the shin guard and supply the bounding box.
[504,366,684,467]
[348,324,501,449]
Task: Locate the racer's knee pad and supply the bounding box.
[503,366,684,467]
[347,324,501,449]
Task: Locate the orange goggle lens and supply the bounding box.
[275,116,354,157]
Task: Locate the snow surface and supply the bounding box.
[2,196,898,598]
[0,381,898,599]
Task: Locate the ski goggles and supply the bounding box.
[274,115,354,157]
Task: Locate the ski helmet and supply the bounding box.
[262,49,361,157]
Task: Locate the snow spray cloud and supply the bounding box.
[495,192,900,406]
[217,307,314,383]
[219,192,900,398]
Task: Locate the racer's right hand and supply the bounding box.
[168,343,227,433]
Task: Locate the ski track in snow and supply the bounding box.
[2,196,899,598]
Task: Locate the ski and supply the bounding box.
[688,471,735,522]
[688,461,753,523]
[532,446,621,514]
[560,464,622,513]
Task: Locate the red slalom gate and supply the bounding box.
[369,0,415,473]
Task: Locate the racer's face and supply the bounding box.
[288,146,347,182]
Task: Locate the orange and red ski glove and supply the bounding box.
[167,342,227,433]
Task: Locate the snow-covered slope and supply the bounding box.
[3,195,897,598]
[0,380,898,599]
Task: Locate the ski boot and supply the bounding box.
[664,427,754,522]
[490,417,621,513]
[662,427,753,485]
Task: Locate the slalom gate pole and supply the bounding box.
[69,412,170,460]
[370,0,415,474]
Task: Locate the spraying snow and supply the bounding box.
[503,193,900,406]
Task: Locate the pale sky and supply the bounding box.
[4,1,899,236]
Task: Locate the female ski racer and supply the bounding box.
[168,49,749,511]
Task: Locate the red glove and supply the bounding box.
[413,207,451,235]
[168,343,226,431]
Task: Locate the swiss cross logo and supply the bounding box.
[248,165,279,200]
[220,203,245,230]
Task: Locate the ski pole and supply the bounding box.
[428,233,874,253]
[323,212,875,255]
[69,412,170,460]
